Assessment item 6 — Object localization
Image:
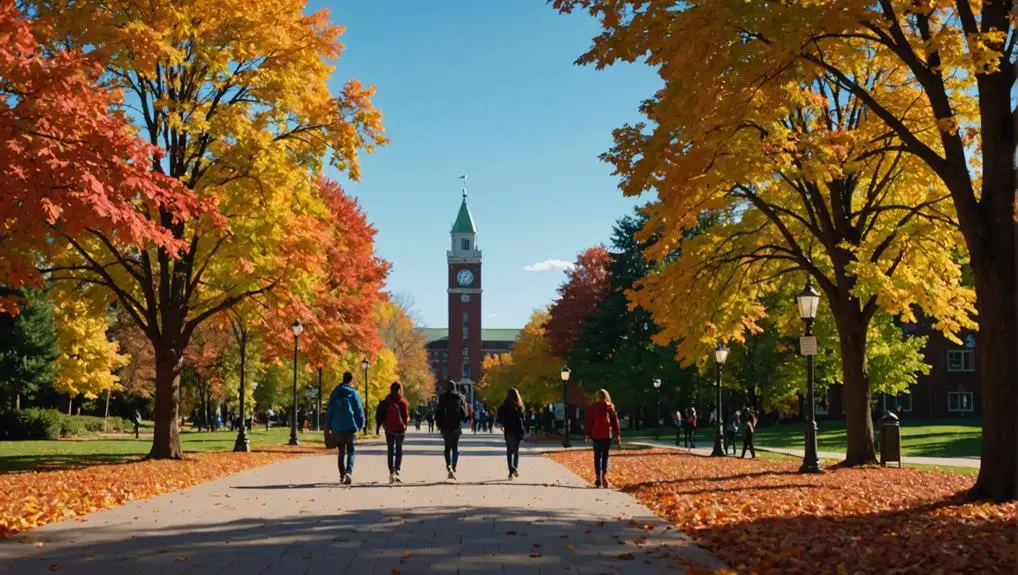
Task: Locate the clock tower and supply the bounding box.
[448,183,481,404]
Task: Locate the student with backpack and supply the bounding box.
[672,409,683,446]
[436,380,468,480]
[496,388,527,480]
[584,389,621,488]
[724,411,741,455]
[426,410,435,433]
[375,381,410,484]
[325,372,365,485]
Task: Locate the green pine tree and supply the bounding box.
[0,289,59,411]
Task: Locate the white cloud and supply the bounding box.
[523,259,575,272]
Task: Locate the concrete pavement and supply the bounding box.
[1,431,725,574]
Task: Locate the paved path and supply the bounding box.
[1,432,725,574]
[633,438,981,468]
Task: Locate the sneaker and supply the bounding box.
[602,478,611,489]
[508,471,514,481]
[394,474,403,483]
[594,476,602,488]
[512,470,519,479]
[343,473,353,485]
[339,474,347,484]
[447,469,457,480]
[389,472,396,484]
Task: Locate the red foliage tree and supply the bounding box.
[0,5,202,312]
[545,246,612,357]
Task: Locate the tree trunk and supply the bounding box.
[67,395,72,415]
[835,310,877,466]
[14,393,19,410]
[149,349,184,459]
[103,387,111,433]
[966,196,1016,501]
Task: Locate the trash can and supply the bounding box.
[879,412,902,467]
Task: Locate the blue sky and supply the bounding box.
[314,0,660,329]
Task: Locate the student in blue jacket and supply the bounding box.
[325,371,365,485]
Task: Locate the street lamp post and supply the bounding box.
[797,280,822,474]
[711,343,728,456]
[288,320,303,446]
[361,358,370,435]
[653,378,662,440]
[561,366,571,448]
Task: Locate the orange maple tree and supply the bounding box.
[0,5,202,312]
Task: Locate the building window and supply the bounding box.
[462,363,471,379]
[461,238,471,251]
[463,347,468,358]
[463,311,468,323]
[948,391,974,413]
[947,350,974,372]
[884,392,912,413]
[463,327,468,338]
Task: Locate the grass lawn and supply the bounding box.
[0,424,370,473]
[629,419,981,459]
[752,419,981,458]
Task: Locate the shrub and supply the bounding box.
[0,408,64,440]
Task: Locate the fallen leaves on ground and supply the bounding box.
[0,447,325,537]
[549,449,1015,574]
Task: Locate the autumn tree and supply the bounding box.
[51,294,130,414]
[33,0,386,458]
[554,0,1014,500]
[0,4,199,313]
[478,310,562,407]
[377,297,435,405]
[567,213,696,417]
[545,246,612,357]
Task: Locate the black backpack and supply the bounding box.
[438,393,464,430]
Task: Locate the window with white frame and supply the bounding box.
[948,391,974,413]
[462,327,468,338]
[947,350,974,372]
[886,392,913,413]
[462,363,471,379]
[461,238,471,251]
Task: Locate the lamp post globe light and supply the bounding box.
[288,320,303,446]
[361,358,370,435]
[797,279,822,474]
[711,343,728,456]
[653,378,662,440]
[560,366,571,448]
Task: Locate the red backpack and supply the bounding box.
[384,399,406,433]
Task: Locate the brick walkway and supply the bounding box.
[1,432,725,574]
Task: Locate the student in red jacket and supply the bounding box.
[376,381,410,484]
[583,389,622,488]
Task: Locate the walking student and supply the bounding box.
[426,409,435,433]
[325,372,365,485]
[725,411,741,455]
[584,389,621,488]
[684,407,697,448]
[497,388,527,480]
[436,380,468,480]
[375,381,410,484]
[672,409,683,446]
[741,408,757,458]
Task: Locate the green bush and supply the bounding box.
[0,408,64,440]
[0,410,137,440]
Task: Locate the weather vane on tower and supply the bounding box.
[459,174,468,199]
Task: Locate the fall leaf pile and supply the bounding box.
[549,449,1015,574]
[0,448,324,538]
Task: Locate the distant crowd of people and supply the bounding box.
[670,405,758,457]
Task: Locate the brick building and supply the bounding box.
[420,188,519,407]
[822,317,981,420]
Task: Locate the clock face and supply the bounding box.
[456,269,474,286]
[460,294,470,303]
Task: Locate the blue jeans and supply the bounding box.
[592,438,611,476]
[504,433,522,472]
[386,432,405,472]
[442,430,461,471]
[336,431,356,476]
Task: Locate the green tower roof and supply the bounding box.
[451,196,477,234]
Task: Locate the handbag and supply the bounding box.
[324,428,337,449]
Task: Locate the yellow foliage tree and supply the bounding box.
[478,311,561,407]
[376,298,435,406]
[52,296,130,412]
[35,0,386,458]
[555,0,1014,501]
